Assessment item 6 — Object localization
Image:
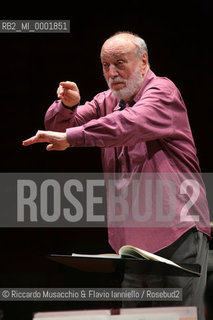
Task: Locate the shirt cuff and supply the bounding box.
[66,126,84,146]
[58,100,77,116]
[62,101,79,110]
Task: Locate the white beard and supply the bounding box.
[107,65,143,100]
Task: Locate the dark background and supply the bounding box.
[0,1,212,318]
[1,3,212,173]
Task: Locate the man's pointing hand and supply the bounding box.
[22,130,70,151]
[57,81,80,107]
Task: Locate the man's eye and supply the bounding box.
[103,63,109,68]
[116,61,124,67]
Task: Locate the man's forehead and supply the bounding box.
[101,45,136,61]
[101,51,132,61]
[101,36,136,61]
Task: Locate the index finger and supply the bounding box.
[22,135,39,146]
[60,81,77,90]
[22,130,48,146]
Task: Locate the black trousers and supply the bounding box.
[121,228,209,320]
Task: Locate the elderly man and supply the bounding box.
[23,32,210,319]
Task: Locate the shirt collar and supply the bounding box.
[132,68,154,104]
[113,69,155,111]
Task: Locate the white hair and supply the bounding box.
[109,31,148,59]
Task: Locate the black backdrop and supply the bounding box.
[0,2,212,318]
[1,6,212,172]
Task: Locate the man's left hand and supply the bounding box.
[22,130,70,151]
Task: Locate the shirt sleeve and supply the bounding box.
[66,82,187,148]
[44,96,102,132]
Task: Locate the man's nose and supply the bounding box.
[108,64,119,78]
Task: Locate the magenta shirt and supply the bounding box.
[45,69,210,253]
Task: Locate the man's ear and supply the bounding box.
[141,52,149,75]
